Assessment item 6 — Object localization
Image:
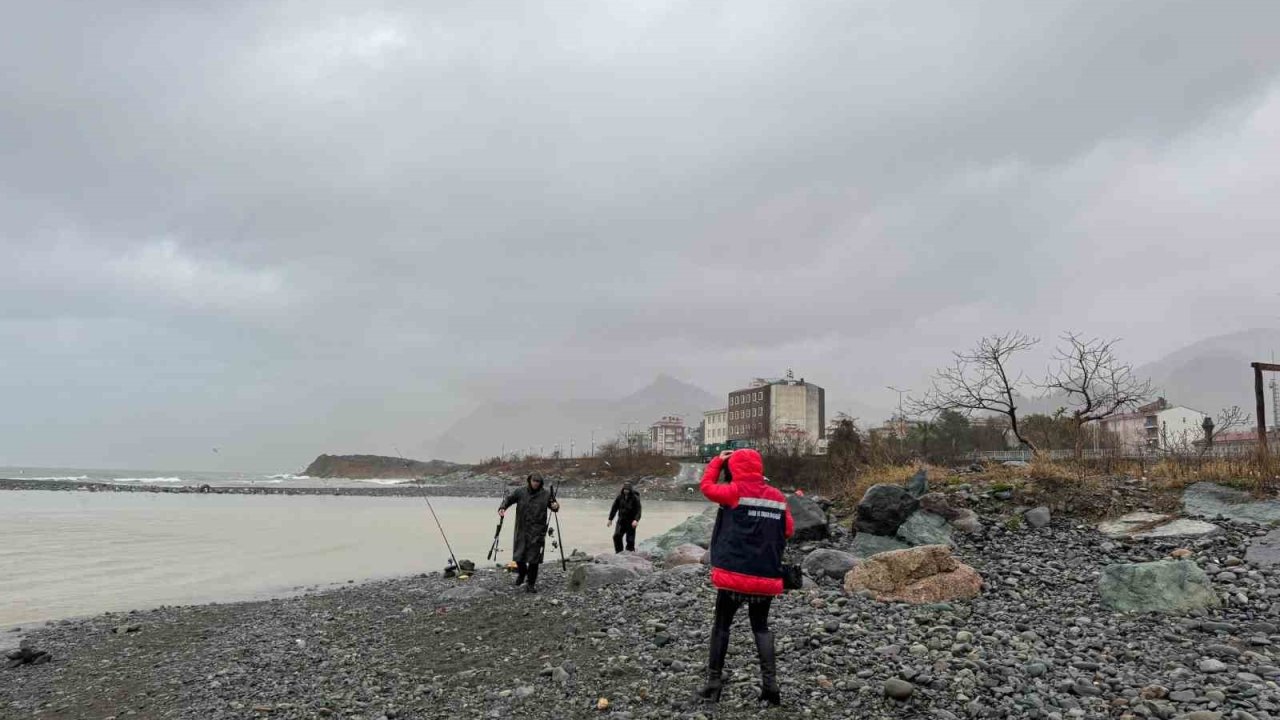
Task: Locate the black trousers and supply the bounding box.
[516,561,540,586]
[713,589,772,635]
[612,522,637,552]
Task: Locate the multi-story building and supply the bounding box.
[1100,398,1209,451]
[703,408,728,446]
[689,420,705,448]
[648,416,689,456]
[726,372,825,446]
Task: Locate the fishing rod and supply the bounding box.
[487,483,506,561]
[398,447,460,573]
[550,483,567,572]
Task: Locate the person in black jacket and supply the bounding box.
[607,482,642,552]
[499,473,560,593]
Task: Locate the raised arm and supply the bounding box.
[499,489,520,513]
[700,454,740,507]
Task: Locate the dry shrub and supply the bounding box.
[1147,458,1260,491]
[1025,457,1078,485]
[826,464,950,508]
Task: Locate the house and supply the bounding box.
[647,416,689,457]
[1099,398,1209,452]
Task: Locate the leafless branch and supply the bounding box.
[911,332,1040,451]
[1039,332,1152,458]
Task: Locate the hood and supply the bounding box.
[727,449,765,484]
[526,473,545,491]
[621,482,633,493]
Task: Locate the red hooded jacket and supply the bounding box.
[701,449,795,596]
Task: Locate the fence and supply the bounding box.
[970,443,1280,463]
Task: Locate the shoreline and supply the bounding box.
[0,477,702,501]
[8,507,1280,719]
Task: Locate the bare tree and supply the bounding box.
[1198,405,1250,458]
[1041,333,1153,459]
[913,332,1041,452]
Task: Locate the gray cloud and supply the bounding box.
[2,1,1279,468]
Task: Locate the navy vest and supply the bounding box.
[709,496,787,579]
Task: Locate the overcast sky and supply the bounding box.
[3,1,1279,470]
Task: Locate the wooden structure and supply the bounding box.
[1252,362,1280,460]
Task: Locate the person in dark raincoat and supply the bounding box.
[498,473,560,593]
[606,482,642,552]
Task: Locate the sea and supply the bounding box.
[0,475,707,628]
[0,465,422,489]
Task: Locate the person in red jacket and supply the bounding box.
[696,448,794,706]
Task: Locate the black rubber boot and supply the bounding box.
[755,630,780,706]
[525,563,539,593]
[515,561,526,587]
[696,626,730,703]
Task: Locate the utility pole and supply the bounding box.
[888,386,911,439]
[1271,377,1279,430]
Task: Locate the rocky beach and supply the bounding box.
[8,473,1280,719]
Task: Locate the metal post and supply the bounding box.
[1256,363,1269,461]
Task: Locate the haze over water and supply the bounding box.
[0,491,706,628]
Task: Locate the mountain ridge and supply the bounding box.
[432,375,721,463]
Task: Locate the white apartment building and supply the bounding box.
[703,408,728,447]
[648,416,689,456]
[1100,398,1209,451]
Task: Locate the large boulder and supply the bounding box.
[856,484,920,536]
[851,533,910,558]
[664,544,708,567]
[1098,512,1220,539]
[843,545,983,604]
[593,552,654,573]
[787,494,830,542]
[896,511,953,546]
[1024,507,1051,529]
[949,509,983,535]
[905,469,928,498]
[919,492,982,534]
[637,507,717,558]
[567,552,655,591]
[1246,527,1280,568]
[1184,482,1280,524]
[802,548,858,581]
[918,492,961,520]
[566,564,642,591]
[1099,559,1220,613]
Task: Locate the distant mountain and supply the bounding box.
[1136,328,1280,417]
[1014,328,1280,420]
[432,375,722,462]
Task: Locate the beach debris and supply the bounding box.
[5,641,51,668]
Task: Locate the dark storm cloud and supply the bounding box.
[2,1,1279,467]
